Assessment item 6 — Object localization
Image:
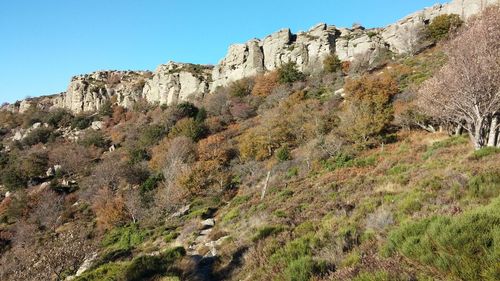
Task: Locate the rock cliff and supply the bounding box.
[142,62,212,106]
[3,0,496,113]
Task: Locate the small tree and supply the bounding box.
[426,14,463,41]
[277,62,305,84]
[252,71,279,97]
[340,74,398,144]
[419,7,500,149]
[323,54,342,73]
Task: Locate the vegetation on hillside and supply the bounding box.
[0,7,498,281]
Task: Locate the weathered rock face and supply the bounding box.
[381,0,500,54]
[4,0,496,113]
[59,71,152,113]
[212,24,337,89]
[142,62,212,106]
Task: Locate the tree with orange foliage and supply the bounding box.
[340,74,399,144]
[92,187,129,232]
[252,71,279,97]
[178,134,233,194]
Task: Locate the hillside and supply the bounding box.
[0,2,499,281]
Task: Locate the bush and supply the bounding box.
[1,167,27,191]
[71,114,94,130]
[323,54,342,73]
[340,74,398,144]
[102,224,149,253]
[140,173,164,195]
[352,271,391,281]
[99,100,113,117]
[252,225,285,241]
[45,109,73,127]
[426,14,463,41]
[76,247,185,281]
[467,171,500,199]
[175,102,199,119]
[139,124,166,147]
[22,127,54,146]
[284,256,327,281]
[386,197,500,281]
[277,62,305,84]
[275,146,291,162]
[168,118,206,141]
[79,130,109,148]
[229,78,254,97]
[270,235,328,281]
[252,71,279,97]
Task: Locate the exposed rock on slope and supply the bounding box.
[3,0,496,113]
[57,71,152,113]
[143,62,213,106]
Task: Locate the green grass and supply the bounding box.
[252,225,285,241]
[96,224,149,265]
[423,135,468,160]
[76,247,185,281]
[470,147,500,160]
[222,207,240,223]
[467,171,500,199]
[386,197,500,281]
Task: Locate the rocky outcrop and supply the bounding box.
[142,62,212,106]
[58,70,152,113]
[212,23,338,89]
[3,0,496,113]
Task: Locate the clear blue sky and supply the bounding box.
[0,0,446,104]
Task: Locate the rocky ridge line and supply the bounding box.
[3,0,497,113]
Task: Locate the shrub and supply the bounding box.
[22,127,53,146]
[45,109,73,127]
[175,102,199,119]
[340,74,398,144]
[277,62,305,84]
[102,224,148,253]
[252,225,285,241]
[79,130,109,148]
[122,247,185,281]
[222,207,239,223]
[140,173,164,195]
[323,54,342,73]
[71,114,93,130]
[284,256,327,281]
[252,71,279,97]
[139,124,166,147]
[386,198,500,281]
[19,151,49,179]
[467,171,500,199]
[270,235,328,281]
[99,100,113,117]
[76,247,185,281]
[229,78,254,97]
[275,146,291,162]
[1,167,27,191]
[168,118,206,141]
[352,271,392,281]
[426,14,463,41]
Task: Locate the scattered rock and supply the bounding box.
[91,121,104,130]
[201,218,215,228]
[171,204,191,218]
